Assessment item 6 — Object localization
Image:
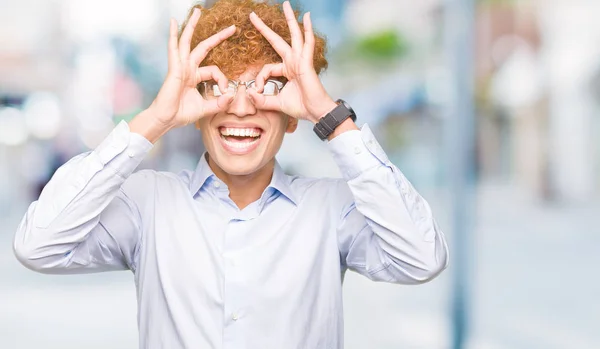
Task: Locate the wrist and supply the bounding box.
[309,99,338,124]
[129,107,175,144]
[325,118,359,141]
[312,98,359,141]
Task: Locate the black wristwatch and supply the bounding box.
[313,99,357,140]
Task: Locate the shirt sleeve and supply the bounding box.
[13,121,153,273]
[329,124,449,284]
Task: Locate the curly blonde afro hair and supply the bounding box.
[181,0,328,78]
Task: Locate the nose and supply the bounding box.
[226,85,256,117]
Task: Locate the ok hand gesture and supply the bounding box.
[150,8,236,128]
[247,1,336,124]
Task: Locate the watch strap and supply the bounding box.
[313,99,356,140]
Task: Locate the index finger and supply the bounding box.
[179,8,201,59]
[282,1,304,51]
[249,12,291,58]
[189,25,237,66]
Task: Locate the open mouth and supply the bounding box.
[218,126,263,153]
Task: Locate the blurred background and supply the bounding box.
[1,0,599,348]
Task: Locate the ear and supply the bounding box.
[285,116,298,134]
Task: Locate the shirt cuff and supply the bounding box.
[93,120,154,178]
[327,124,391,180]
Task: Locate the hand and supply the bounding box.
[150,9,237,128]
[247,1,337,124]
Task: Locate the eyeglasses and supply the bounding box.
[197,79,285,99]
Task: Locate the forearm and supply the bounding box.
[14,122,152,271]
[331,125,448,282]
[129,106,175,144]
[347,166,448,280]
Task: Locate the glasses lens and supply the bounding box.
[198,82,219,98]
[263,80,282,96]
[199,81,237,98]
[212,83,226,97]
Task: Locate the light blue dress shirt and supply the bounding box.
[14,121,448,349]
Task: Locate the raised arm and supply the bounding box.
[14,9,236,273]
[331,128,448,284]
[13,123,152,273]
[248,1,448,284]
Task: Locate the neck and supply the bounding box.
[207,155,274,210]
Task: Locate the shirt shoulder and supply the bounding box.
[121,168,192,202]
[287,174,353,211]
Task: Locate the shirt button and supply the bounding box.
[127,151,135,158]
[232,313,239,321]
[213,181,221,188]
[354,146,362,154]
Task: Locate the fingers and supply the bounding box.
[195,65,229,93]
[246,89,282,111]
[179,8,201,60]
[282,1,303,52]
[202,93,235,115]
[189,25,236,66]
[249,12,291,58]
[303,12,315,59]
[196,66,234,116]
[254,63,285,92]
[168,19,179,70]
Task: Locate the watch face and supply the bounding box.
[338,99,356,121]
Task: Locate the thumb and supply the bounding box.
[201,91,235,116]
[247,89,281,111]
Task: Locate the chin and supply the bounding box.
[212,153,267,176]
[205,129,280,177]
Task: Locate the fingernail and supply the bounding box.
[250,12,256,18]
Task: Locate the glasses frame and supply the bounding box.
[197,79,285,98]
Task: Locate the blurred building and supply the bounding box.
[475,0,600,203]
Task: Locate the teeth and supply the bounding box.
[220,127,261,137]
[222,137,260,149]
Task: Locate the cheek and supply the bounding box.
[269,114,289,133]
[196,116,211,130]
[197,117,218,148]
[263,115,289,150]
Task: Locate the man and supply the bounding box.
[14,0,449,348]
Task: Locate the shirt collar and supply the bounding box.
[270,161,297,205]
[189,153,297,206]
[189,153,215,196]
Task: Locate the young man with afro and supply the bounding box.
[14,0,449,348]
